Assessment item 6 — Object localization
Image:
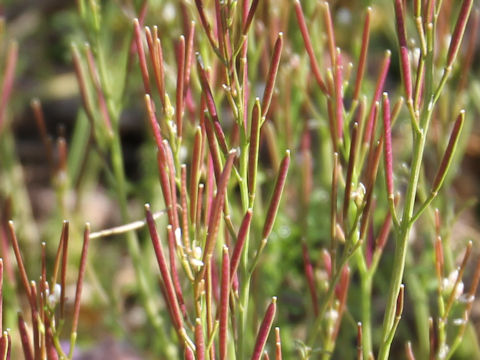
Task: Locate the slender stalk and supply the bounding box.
[378,114,431,360]
[361,275,373,359]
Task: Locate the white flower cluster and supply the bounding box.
[46,283,62,308]
[442,269,464,300]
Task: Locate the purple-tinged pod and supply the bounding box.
[334,50,344,141]
[382,93,394,199]
[184,21,195,92]
[243,0,260,35]
[7,221,32,302]
[360,139,384,242]
[405,341,416,360]
[71,224,91,336]
[190,127,203,224]
[293,0,328,94]
[394,0,412,102]
[167,226,187,320]
[323,2,337,68]
[145,94,163,149]
[353,8,371,101]
[200,151,236,279]
[18,313,33,360]
[145,205,184,332]
[133,18,151,95]
[180,165,190,253]
[363,51,391,146]
[195,318,205,360]
[145,26,166,110]
[194,0,217,49]
[184,346,194,360]
[262,33,283,118]
[248,100,261,202]
[357,323,363,360]
[447,0,474,68]
[395,284,405,318]
[176,36,186,139]
[219,246,230,360]
[431,111,464,194]
[251,297,277,360]
[262,151,290,240]
[230,209,253,282]
[343,119,360,221]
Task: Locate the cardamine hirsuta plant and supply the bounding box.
[0,0,479,359]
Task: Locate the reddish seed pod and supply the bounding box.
[382,93,394,199]
[447,0,474,67]
[251,297,277,360]
[363,51,391,145]
[219,246,230,360]
[293,0,328,93]
[133,19,151,95]
[432,111,464,193]
[262,151,290,240]
[353,8,371,101]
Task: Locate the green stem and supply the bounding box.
[90,29,173,357]
[405,259,430,359]
[378,118,430,360]
[361,275,373,359]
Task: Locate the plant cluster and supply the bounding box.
[0,0,479,359]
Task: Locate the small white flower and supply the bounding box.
[168,120,177,135]
[458,294,475,304]
[410,48,421,67]
[163,3,176,22]
[179,146,188,162]
[444,34,452,50]
[352,183,366,208]
[47,284,61,308]
[443,269,464,300]
[190,246,204,269]
[174,228,182,247]
[438,344,449,359]
[325,309,339,322]
[337,8,351,25]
